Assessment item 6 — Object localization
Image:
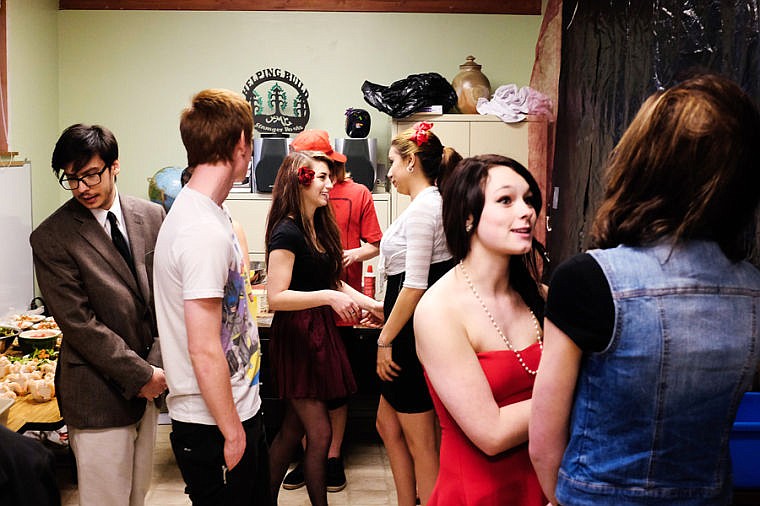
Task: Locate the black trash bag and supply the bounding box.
[361,73,457,118]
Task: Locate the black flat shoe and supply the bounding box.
[282,462,305,490]
[326,457,347,492]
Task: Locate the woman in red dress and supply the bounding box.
[415,154,547,505]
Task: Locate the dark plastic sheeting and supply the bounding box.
[549,1,760,268]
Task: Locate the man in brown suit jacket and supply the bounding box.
[30,124,166,506]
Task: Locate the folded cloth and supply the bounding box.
[476,84,553,122]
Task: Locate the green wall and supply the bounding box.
[7,0,60,228]
[9,6,542,226]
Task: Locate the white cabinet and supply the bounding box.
[225,192,392,263]
[391,114,552,244]
[224,194,273,263]
[371,193,391,233]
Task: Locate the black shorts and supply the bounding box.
[325,396,348,410]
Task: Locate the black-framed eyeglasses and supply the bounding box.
[59,165,110,190]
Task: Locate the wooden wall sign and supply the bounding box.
[243,68,310,135]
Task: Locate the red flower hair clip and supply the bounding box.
[410,121,434,146]
[297,166,315,186]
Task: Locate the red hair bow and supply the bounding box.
[410,121,433,146]
[297,166,315,186]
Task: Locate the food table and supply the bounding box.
[1,342,63,432]
[1,314,63,433]
[4,394,62,433]
[4,312,377,435]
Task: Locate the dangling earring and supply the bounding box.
[465,222,473,233]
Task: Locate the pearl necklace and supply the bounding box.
[459,261,543,376]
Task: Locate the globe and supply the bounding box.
[148,166,184,212]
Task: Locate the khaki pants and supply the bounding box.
[68,401,158,506]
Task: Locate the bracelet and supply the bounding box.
[377,339,393,348]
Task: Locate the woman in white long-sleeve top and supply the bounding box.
[375,122,462,506]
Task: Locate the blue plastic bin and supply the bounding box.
[730,392,760,488]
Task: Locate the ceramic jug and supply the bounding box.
[451,56,491,114]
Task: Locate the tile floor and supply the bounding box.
[57,422,400,506]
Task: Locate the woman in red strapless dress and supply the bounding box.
[415,155,547,506]
[426,347,544,505]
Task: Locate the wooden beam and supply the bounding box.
[0,0,8,152]
[59,0,541,15]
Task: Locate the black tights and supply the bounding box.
[269,398,332,506]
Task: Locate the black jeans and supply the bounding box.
[170,413,271,506]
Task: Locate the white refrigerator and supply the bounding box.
[0,160,33,316]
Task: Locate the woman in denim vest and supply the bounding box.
[529,74,760,505]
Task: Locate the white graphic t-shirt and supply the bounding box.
[154,187,261,425]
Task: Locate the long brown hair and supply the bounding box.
[391,123,462,192]
[442,154,545,321]
[591,74,760,261]
[265,151,343,288]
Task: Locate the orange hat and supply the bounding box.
[290,130,347,163]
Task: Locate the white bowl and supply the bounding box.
[19,329,61,339]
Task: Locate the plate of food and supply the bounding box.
[12,314,46,330]
[32,317,59,331]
